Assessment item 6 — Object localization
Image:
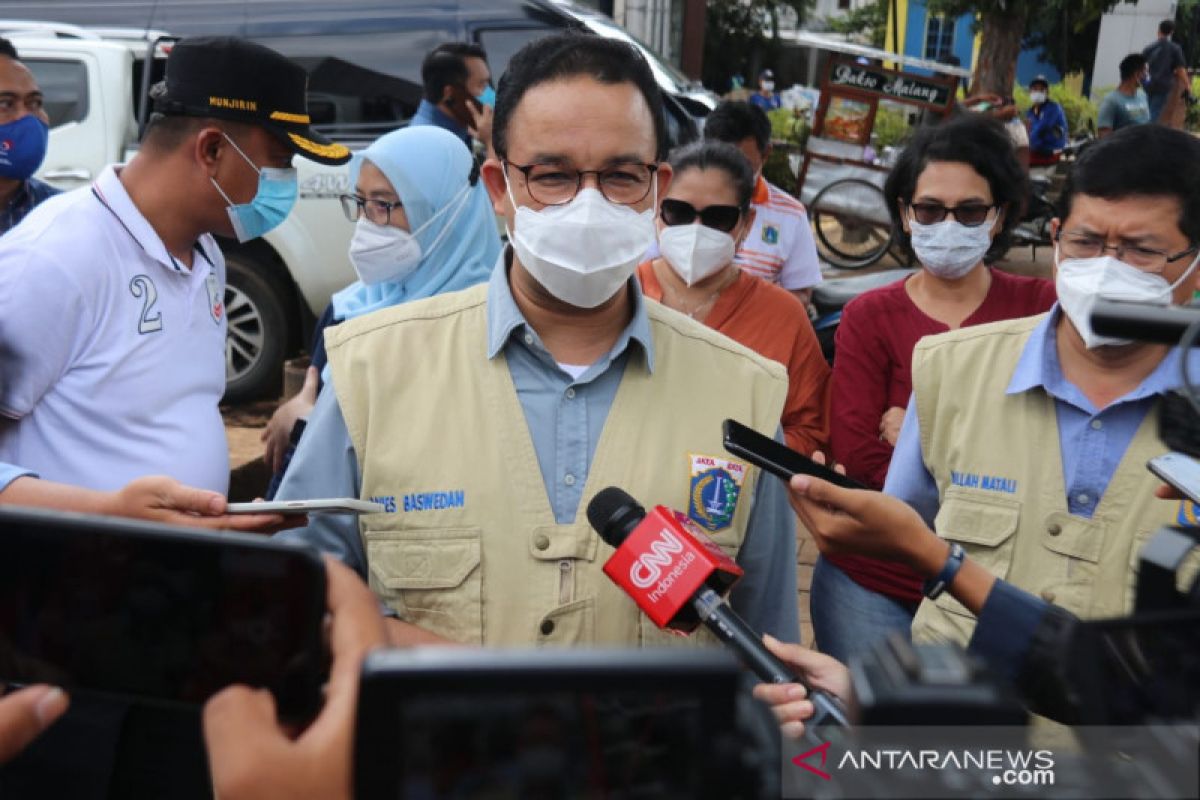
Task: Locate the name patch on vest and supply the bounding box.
[400,490,466,512]
[688,454,746,533]
[950,471,1018,494]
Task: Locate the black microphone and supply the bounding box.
[588,487,849,731]
[1091,299,1200,345]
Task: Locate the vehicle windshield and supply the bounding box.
[576,14,694,93]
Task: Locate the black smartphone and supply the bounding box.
[722,418,867,490]
[1147,452,1200,506]
[0,507,328,721]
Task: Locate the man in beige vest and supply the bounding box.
[275,32,800,648]
[883,124,1200,647]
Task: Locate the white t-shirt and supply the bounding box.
[0,165,230,492]
[735,178,823,291]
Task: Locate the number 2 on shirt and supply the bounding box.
[129,274,163,334]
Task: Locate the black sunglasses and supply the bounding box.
[660,198,743,233]
[907,201,997,227]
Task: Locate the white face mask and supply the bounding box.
[909,217,993,279]
[349,218,422,285]
[761,81,775,92]
[658,223,737,286]
[1029,91,1047,105]
[505,179,657,309]
[347,184,471,286]
[1055,250,1200,349]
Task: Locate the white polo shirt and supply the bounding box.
[735,177,823,291]
[0,165,229,492]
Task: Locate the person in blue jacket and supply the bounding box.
[1025,76,1068,168]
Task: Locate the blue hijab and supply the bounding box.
[331,126,500,321]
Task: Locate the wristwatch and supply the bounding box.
[922,543,966,600]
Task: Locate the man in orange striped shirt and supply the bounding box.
[704,101,822,310]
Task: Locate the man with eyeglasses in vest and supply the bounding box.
[884,125,1200,649]
[275,31,801,652]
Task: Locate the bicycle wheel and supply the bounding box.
[810,178,894,270]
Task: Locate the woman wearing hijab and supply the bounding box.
[261,126,500,490]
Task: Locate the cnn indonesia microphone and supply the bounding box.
[586,486,848,731]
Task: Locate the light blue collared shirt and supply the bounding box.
[277,258,800,642]
[0,461,33,492]
[885,306,1187,527]
[409,100,471,149]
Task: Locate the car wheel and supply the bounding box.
[223,255,290,403]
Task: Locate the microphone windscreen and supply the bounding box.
[586,487,644,548]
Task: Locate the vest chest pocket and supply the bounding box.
[931,491,1020,620]
[365,528,482,644]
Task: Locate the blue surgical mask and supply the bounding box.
[0,115,49,181]
[476,86,496,108]
[210,133,297,242]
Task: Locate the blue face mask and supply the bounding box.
[0,114,49,181]
[210,133,298,243]
[476,86,496,108]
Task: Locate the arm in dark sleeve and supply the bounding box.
[968,578,1085,723]
[308,302,339,386]
[830,300,895,489]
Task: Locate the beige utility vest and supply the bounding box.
[908,314,1176,646]
[326,283,788,646]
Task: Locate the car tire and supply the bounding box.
[223,255,290,403]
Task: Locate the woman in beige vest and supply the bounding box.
[818,114,1056,663]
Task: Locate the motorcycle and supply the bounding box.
[1010,133,1095,257]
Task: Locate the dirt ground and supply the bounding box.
[220,245,1056,641]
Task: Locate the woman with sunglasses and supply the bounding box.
[260,126,501,490]
[637,141,830,455]
[815,113,1056,662]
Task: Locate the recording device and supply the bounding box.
[1091,299,1200,458]
[847,634,1027,726]
[226,498,385,516]
[1147,452,1200,505]
[354,648,773,800]
[586,486,848,731]
[722,418,866,490]
[0,507,328,720]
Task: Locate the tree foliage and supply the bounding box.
[824,0,889,49]
[924,0,1123,96]
[702,0,815,92]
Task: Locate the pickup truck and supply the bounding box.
[11,28,364,402]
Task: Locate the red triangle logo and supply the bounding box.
[791,740,832,780]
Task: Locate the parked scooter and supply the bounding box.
[811,268,915,363]
[1011,133,1094,257]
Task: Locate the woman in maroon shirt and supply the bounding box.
[815,114,1057,662]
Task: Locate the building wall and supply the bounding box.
[1091,0,1177,96]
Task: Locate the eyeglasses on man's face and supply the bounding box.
[1055,230,1198,273]
[504,160,658,206]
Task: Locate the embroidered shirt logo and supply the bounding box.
[688,454,746,533]
[206,271,224,324]
[761,224,779,245]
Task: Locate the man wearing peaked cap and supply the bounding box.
[0,36,346,800]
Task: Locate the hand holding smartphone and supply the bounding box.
[722,419,867,490]
[1147,452,1200,505]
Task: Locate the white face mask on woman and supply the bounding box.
[1055,250,1200,349]
[908,217,994,279]
[658,223,737,286]
[347,184,470,286]
[504,178,657,309]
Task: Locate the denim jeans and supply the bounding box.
[810,554,917,663]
